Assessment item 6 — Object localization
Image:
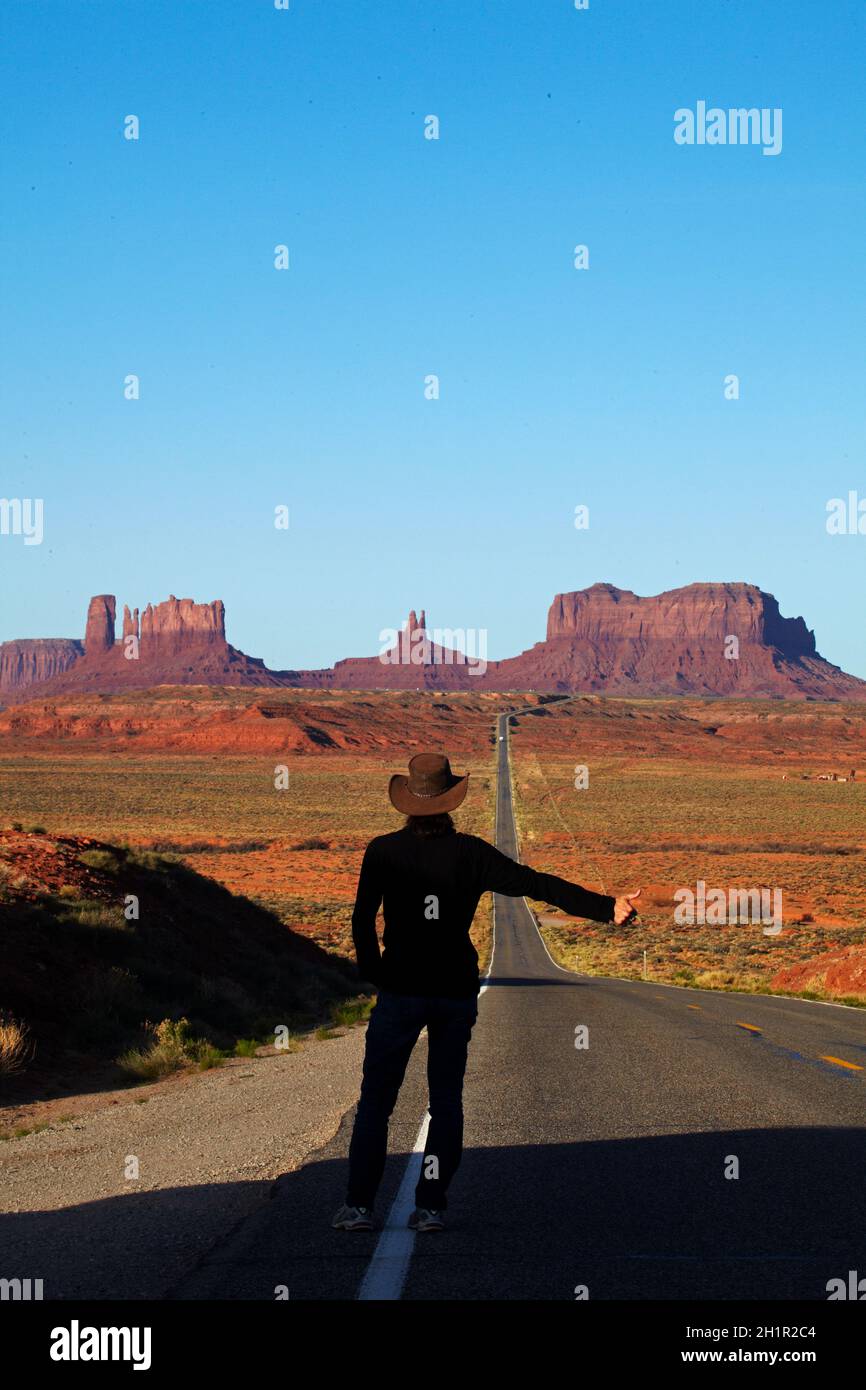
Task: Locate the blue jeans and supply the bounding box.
[346,989,479,1211]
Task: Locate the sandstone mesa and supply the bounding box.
[1,582,864,702]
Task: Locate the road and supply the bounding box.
[176,712,866,1300]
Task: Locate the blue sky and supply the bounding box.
[2,0,865,674]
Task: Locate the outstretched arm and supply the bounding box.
[351,842,384,984]
[478,839,616,923]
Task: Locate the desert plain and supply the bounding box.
[1,686,864,1098]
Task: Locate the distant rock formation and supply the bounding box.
[84,595,116,656]
[545,582,815,656]
[282,585,866,700]
[0,592,284,700]
[0,638,84,695]
[507,582,832,697]
[140,596,226,652]
[318,608,480,689]
[122,605,139,641]
[2,582,865,702]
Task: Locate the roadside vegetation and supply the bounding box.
[0,830,370,1099]
[510,713,866,1008]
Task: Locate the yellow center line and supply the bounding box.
[820,1055,864,1072]
[678,1009,862,1072]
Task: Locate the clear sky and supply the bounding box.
[2,0,865,674]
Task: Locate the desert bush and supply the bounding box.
[78,848,123,873]
[672,968,696,985]
[126,850,177,873]
[117,1046,176,1081]
[0,1013,35,1075]
[70,902,127,931]
[191,1041,224,1070]
[155,1017,192,1051]
[196,1049,223,1071]
[691,969,764,993]
[146,840,268,855]
[117,1017,193,1080]
[331,998,374,1028]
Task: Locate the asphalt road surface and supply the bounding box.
[176,713,866,1301]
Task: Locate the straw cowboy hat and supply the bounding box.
[389,753,469,816]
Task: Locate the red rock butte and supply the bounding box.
[0,594,277,699]
[1,582,865,702]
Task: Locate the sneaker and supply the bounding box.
[409,1207,445,1233]
[331,1204,374,1231]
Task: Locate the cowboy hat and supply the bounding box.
[389,753,469,816]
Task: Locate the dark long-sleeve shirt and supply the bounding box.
[351,827,615,998]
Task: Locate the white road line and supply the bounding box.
[356,1113,430,1301]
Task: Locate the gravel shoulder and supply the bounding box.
[0,1027,367,1299]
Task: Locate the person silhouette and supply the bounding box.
[332,752,640,1232]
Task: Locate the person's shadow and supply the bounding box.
[3,1124,864,1302]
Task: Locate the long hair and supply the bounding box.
[404,812,456,838]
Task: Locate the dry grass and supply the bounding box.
[0,1013,35,1075]
[513,747,866,1003]
[117,1018,225,1081]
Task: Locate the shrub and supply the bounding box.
[117,1017,193,1080]
[672,968,696,985]
[78,849,122,873]
[331,998,374,1028]
[70,903,127,931]
[193,1043,224,1071]
[10,1122,49,1139]
[0,1013,35,1075]
[155,1017,192,1051]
